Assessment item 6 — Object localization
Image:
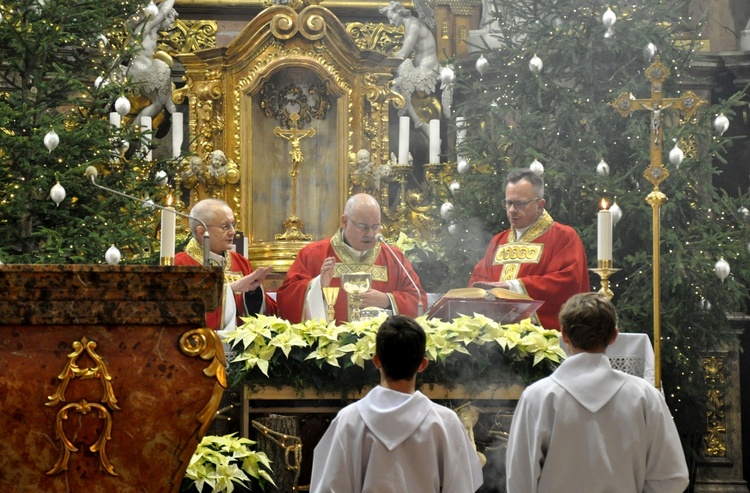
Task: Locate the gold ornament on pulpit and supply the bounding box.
[274,112,316,242]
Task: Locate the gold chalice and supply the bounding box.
[341,272,372,322]
[322,286,340,323]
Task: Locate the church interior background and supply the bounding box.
[4,0,750,491]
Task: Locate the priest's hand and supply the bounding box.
[320,256,336,287]
[472,280,510,290]
[231,265,273,293]
[360,289,389,309]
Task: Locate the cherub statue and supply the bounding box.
[207,150,229,186]
[380,0,439,135]
[127,0,179,125]
[180,156,207,188]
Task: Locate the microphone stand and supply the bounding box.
[88,176,212,266]
[376,234,424,316]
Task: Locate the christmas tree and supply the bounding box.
[444,0,750,433]
[0,0,177,264]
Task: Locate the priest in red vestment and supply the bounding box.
[277,193,427,324]
[175,198,278,330]
[469,169,590,330]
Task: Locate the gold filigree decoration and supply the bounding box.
[333,263,388,282]
[160,20,218,55]
[703,355,728,458]
[493,244,544,265]
[345,22,403,56]
[46,337,120,476]
[258,77,331,129]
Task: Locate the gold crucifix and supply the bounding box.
[274,112,316,241]
[611,56,706,389]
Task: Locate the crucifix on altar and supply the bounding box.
[274,112,316,241]
[611,56,706,389]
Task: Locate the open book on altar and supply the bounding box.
[426,287,544,324]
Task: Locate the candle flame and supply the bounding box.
[599,198,609,210]
[167,194,173,206]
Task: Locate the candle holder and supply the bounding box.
[322,286,340,323]
[341,272,372,322]
[160,256,174,266]
[589,259,621,299]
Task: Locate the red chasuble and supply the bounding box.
[468,211,590,330]
[277,232,427,324]
[175,238,278,330]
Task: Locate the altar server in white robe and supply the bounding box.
[506,292,689,493]
[310,315,484,493]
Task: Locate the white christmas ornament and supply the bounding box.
[596,159,610,177]
[602,8,616,29]
[448,223,459,235]
[457,158,471,175]
[50,181,65,206]
[449,181,461,195]
[120,140,130,153]
[440,66,455,85]
[714,258,730,282]
[475,55,489,76]
[105,245,122,265]
[155,170,168,186]
[713,113,729,135]
[529,55,543,75]
[738,206,749,219]
[143,198,155,209]
[529,159,544,175]
[44,130,59,152]
[94,76,104,89]
[701,298,712,311]
[643,42,657,62]
[440,202,455,220]
[115,96,131,116]
[668,145,684,167]
[609,202,622,225]
[145,2,159,17]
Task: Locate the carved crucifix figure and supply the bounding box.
[274,112,316,241]
[610,56,707,390]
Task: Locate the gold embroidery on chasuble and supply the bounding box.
[493,211,553,282]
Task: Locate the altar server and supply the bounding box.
[506,293,689,493]
[310,315,484,493]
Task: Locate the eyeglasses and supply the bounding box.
[208,222,236,232]
[346,216,382,233]
[503,198,539,210]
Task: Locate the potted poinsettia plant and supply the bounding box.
[182,433,276,493]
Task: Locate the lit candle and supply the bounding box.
[160,195,176,263]
[597,199,612,261]
[429,119,440,164]
[109,112,121,129]
[456,116,466,145]
[398,116,410,165]
[172,111,183,159]
[141,116,152,161]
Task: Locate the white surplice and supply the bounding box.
[506,352,689,493]
[310,386,484,493]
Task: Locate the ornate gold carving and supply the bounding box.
[258,78,331,128]
[161,20,218,54]
[333,262,388,282]
[345,22,403,56]
[703,355,728,458]
[46,337,120,476]
[493,244,544,264]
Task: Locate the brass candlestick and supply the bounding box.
[589,259,621,299]
[322,286,340,323]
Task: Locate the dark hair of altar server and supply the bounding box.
[559,292,618,351]
[376,315,426,381]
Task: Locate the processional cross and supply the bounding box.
[274,112,316,241]
[611,56,706,389]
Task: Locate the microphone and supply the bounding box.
[85,166,212,266]
[376,233,423,316]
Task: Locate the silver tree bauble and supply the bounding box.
[449,181,461,195]
[50,181,65,206]
[715,258,730,282]
[440,65,455,85]
[44,130,59,152]
[155,170,168,186]
[145,2,159,17]
[596,159,610,177]
[529,159,544,175]
[448,223,459,235]
[738,206,749,220]
[440,201,455,220]
[701,298,712,311]
[529,55,543,75]
[105,245,122,265]
[602,7,616,29]
[475,55,489,76]
[643,42,657,62]
[669,145,683,168]
[609,202,622,225]
[457,158,471,175]
[713,113,730,135]
[115,96,131,116]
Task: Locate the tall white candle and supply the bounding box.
[160,200,176,260]
[172,111,183,159]
[597,200,613,261]
[456,116,466,145]
[109,112,121,129]
[429,119,440,164]
[398,116,410,165]
[141,116,152,161]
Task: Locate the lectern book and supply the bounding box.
[427,287,544,324]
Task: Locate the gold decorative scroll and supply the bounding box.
[493,243,544,265]
[703,355,728,458]
[46,337,120,476]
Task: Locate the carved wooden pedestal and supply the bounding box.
[0,265,225,493]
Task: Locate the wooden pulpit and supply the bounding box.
[0,265,225,493]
